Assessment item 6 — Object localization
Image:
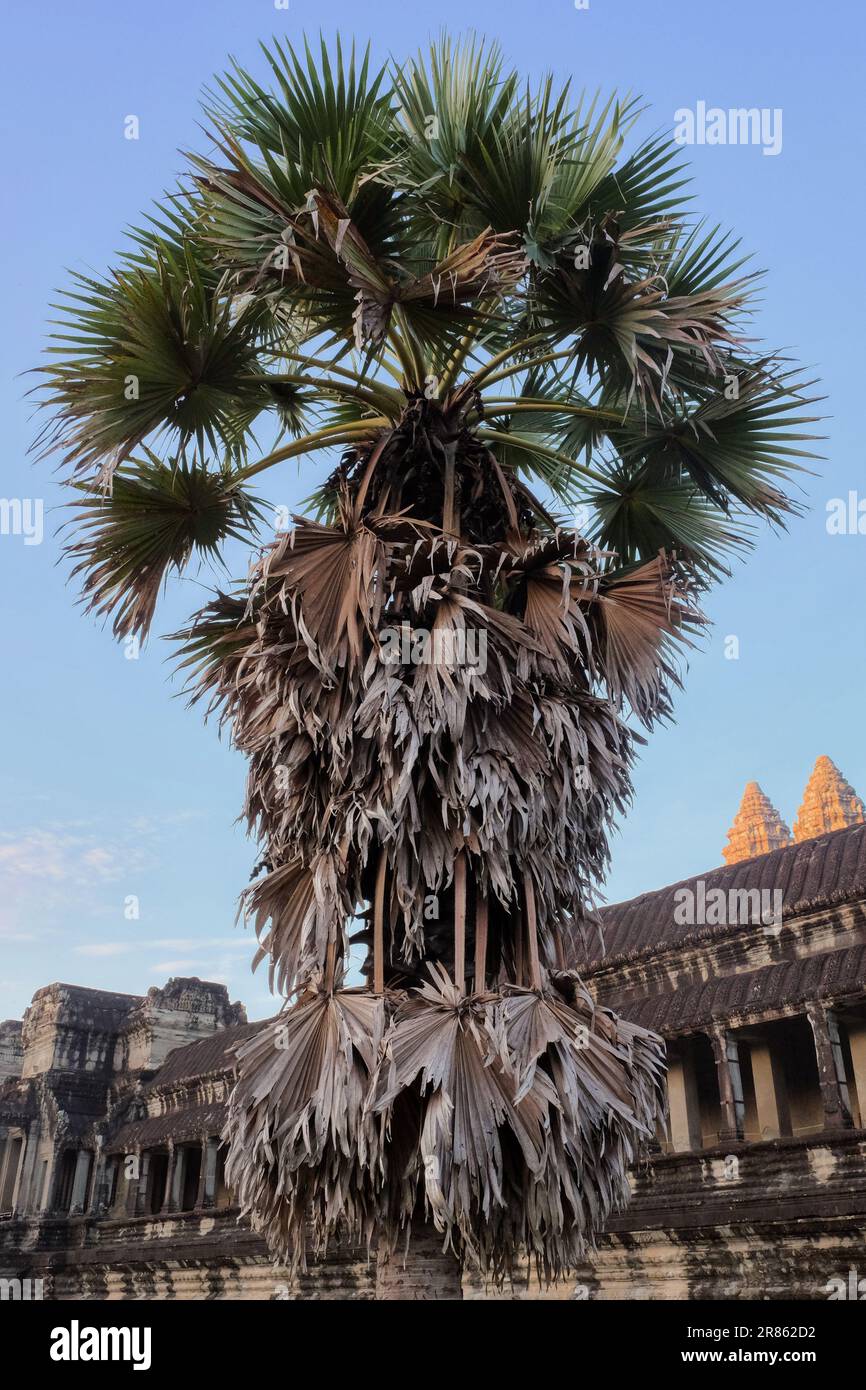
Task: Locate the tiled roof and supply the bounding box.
[149,1020,270,1088]
[587,822,866,967]
[619,942,866,1034]
[106,1102,228,1152]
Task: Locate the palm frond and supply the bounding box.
[584,464,753,575]
[64,451,263,639]
[37,241,264,483]
[226,987,387,1271]
[604,360,821,517]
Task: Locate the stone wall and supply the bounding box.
[0,1022,22,1083]
[120,981,247,1074]
[3,1132,865,1299]
[21,985,140,1078]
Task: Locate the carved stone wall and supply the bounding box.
[0,1022,22,1084]
[722,782,791,866]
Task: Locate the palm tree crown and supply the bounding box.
[38,34,818,1285]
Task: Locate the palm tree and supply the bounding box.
[38,35,818,1299]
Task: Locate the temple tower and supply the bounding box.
[793,756,866,843]
[722,781,792,866]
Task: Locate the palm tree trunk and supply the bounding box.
[375,1222,463,1300]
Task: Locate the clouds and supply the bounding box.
[0,826,135,885]
[68,933,258,1002]
[0,808,267,1019]
[73,942,133,958]
[0,813,200,939]
[0,811,205,888]
[73,936,256,958]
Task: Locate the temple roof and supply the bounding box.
[106,1102,230,1153]
[586,820,866,968]
[149,1019,268,1087]
[617,941,866,1034]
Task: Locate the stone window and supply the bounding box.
[179,1144,202,1211]
[146,1151,169,1215]
[53,1149,77,1212]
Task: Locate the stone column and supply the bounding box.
[47,1146,66,1212]
[69,1150,92,1214]
[807,1003,853,1130]
[709,1027,745,1142]
[748,1040,791,1139]
[0,1135,15,1210]
[13,1134,39,1215]
[845,1019,866,1128]
[164,1141,181,1213]
[88,1142,106,1214]
[172,1144,188,1212]
[134,1150,151,1216]
[94,1155,114,1214]
[201,1137,219,1207]
[194,1137,208,1209]
[667,1043,703,1152]
[34,1157,50,1211]
[1,1135,25,1212]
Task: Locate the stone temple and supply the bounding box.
[2,756,866,1299]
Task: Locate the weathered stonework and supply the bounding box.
[794,755,866,843]
[5,825,866,1299]
[0,978,245,1231]
[0,1022,22,1084]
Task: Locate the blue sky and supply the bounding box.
[2,0,864,1022]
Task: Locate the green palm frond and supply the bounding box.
[458,75,581,259]
[205,35,395,223]
[38,31,820,640]
[529,91,641,260]
[389,33,519,250]
[585,465,754,576]
[661,219,751,297]
[193,36,402,345]
[603,360,821,517]
[587,131,692,258]
[37,240,265,483]
[64,450,264,639]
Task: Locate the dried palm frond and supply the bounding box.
[253,512,386,672]
[225,986,389,1272]
[370,968,550,1265]
[580,553,703,726]
[365,965,665,1284]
